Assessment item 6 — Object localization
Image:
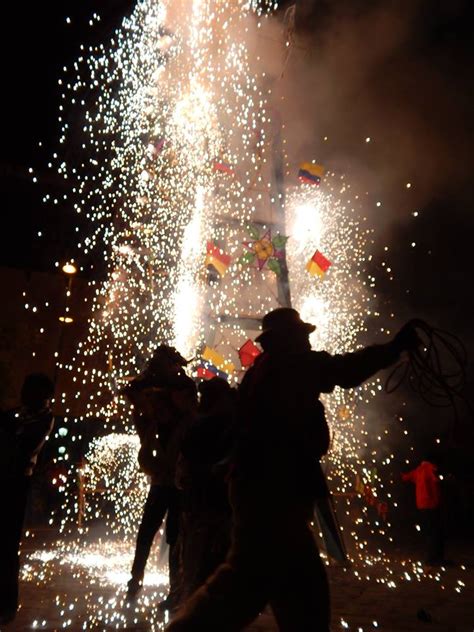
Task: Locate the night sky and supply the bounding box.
[2,0,474,398]
[1,0,132,271]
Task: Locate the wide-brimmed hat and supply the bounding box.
[255,307,316,343]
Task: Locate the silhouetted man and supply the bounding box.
[166,308,419,632]
[123,345,197,604]
[0,373,54,625]
[176,378,235,602]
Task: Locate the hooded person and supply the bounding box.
[165,308,420,632]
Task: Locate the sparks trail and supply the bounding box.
[385,319,472,428]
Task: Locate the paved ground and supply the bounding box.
[3,533,474,631]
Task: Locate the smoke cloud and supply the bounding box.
[255,0,474,234]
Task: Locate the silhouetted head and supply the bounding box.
[256,308,315,351]
[147,345,188,373]
[122,345,188,399]
[198,377,234,415]
[21,373,54,410]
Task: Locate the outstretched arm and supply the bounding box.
[319,323,419,392]
[320,342,400,391]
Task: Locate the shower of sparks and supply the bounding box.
[20,538,469,630]
[75,434,148,536]
[22,541,170,630]
[50,0,281,423]
[286,179,376,461]
[21,0,470,629]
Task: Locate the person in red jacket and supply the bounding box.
[402,457,445,566]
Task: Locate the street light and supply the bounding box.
[54,262,77,384]
[62,262,77,275]
[60,262,76,323]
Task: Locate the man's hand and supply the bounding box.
[394,322,422,352]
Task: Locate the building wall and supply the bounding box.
[0,266,93,416]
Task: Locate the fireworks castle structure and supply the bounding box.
[71,1,288,408]
[63,0,370,415]
[46,0,388,539]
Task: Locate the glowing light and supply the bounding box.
[77,434,148,536]
[62,263,77,275]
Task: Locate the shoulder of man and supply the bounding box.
[300,349,333,368]
[20,407,54,431]
[28,406,53,422]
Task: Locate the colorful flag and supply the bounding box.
[298,162,324,185]
[213,160,234,175]
[356,473,389,520]
[337,405,351,421]
[364,484,376,506]
[205,242,232,277]
[240,225,288,276]
[201,346,235,377]
[306,249,332,277]
[197,363,228,380]
[238,340,261,368]
[154,137,165,153]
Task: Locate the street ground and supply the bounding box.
[3,531,474,632]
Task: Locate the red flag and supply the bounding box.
[306,249,332,277]
[213,161,234,175]
[197,365,220,380]
[238,340,261,368]
[205,242,232,276]
[364,484,376,506]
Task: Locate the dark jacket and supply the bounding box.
[234,342,401,499]
[178,411,234,514]
[131,372,197,485]
[0,406,54,478]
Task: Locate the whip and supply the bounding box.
[385,319,472,434]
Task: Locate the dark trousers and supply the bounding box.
[0,477,30,613]
[419,507,444,564]
[166,481,330,632]
[180,509,231,601]
[131,485,180,586]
